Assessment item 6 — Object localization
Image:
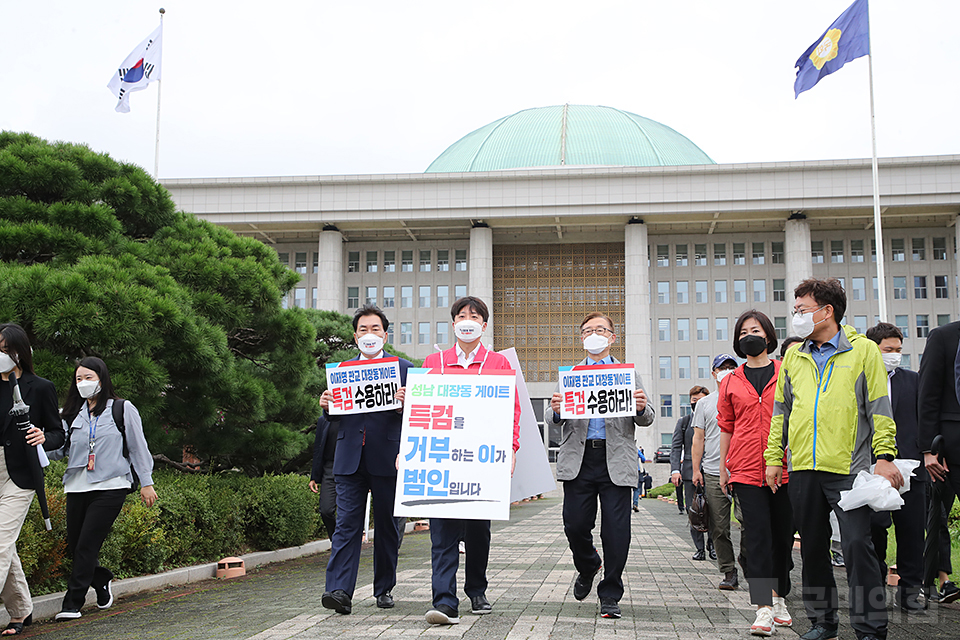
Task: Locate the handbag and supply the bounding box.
[687,483,710,532]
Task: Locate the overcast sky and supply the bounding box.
[3,1,958,179]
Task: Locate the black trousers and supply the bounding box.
[924,479,956,589]
[428,516,490,610]
[676,478,685,511]
[318,459,337,539]
[562,446,631,601]
[733,482,794,606]
[789,471,887,639]
[63,489,128,611]
[870,479,925,598]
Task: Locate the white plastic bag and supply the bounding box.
[837,459,920,512]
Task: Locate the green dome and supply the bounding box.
[425,104,714,173]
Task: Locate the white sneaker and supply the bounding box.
[750,607,774,636]
[772,596,792,627]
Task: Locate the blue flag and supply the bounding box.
[794,0,870,97]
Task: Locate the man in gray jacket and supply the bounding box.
[546,312,655,619]
[670,385,713,560]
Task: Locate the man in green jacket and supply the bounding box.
[765,278,902,640]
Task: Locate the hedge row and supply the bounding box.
[18,462,321,596]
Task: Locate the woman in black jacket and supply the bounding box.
[0,323,64,636]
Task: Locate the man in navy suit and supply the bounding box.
[866,323,926,612]
[320,304,413,614]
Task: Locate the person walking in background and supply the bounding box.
[692,354,740,591]
[670,386,713,559]
[422,296,521,626]
[633,447,647,509]
[53,356,156,621]
[864,322,925,612]
[765,278,900,640]
[0,324,64,636]
[548,311,655,619]
[319,305,412,615]
[308,414,338,540]
[718,311,793,636]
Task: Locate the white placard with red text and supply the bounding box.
[394,369,515,521]
[557,363,636,419]
[325,357,401,415]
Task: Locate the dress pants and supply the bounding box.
[562,446,631,602]
[325,459,400,598]
[318,459,337,539]
[870,479,925,599]
[0,451,35,619]
[789,470,887,639]
[62,489,127,611]
[702,473,735,574]
[683,480,712,552]
[733,482,794,606]
[428,517,490,611]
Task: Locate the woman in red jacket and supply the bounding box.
[718,310,794,637]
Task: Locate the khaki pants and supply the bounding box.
[702,473,736,574]
[0,449,35,619]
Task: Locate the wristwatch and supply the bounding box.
[876,454,895,462]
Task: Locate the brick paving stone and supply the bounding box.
[21,472,960,639]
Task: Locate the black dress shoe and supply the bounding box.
[376,592,395,609]
[322,589,352,614]
[574,564,601,601]
[470,595,492,614]
[718,569,739,590]
[599,598,621,619]
[692,549,706,561]
[896,590,925,613]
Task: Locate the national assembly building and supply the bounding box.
[162,104,960,456]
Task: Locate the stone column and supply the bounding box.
[469,224,495,349]
[624,220,655,454]
[785,214,813,305]
[316,227,344,312]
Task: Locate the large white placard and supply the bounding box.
[394,369,516,521]
[557,363,636,419]
[325,357,402,415]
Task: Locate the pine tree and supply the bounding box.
[0,131,321,474]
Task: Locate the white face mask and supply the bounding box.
[0,352,16,374]
[882,352,902,372]
[357,334,384,357]
[582,333,609,355]
[791,307,827,339]
[76,379,101,399]
[715,369,734,384]
[454,320,483,343]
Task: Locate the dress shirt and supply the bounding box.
[809,329,842,377]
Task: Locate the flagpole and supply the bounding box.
[154,7,165,179]
[868,51,887,322]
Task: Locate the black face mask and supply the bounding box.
[739,334,768,357]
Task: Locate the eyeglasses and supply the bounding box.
[581,327,613,337]
[792,305,824,318]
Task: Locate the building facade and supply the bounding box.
[162,107,960,456]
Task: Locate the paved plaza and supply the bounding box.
[20,466,960,639]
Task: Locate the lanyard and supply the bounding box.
[88,411,99,452]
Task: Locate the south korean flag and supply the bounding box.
[107,23,163,113]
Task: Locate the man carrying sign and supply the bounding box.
[320,305,413,615]
[421,296,521,626]
[546,312,654,619]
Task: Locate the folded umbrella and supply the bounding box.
[7,372,51,530]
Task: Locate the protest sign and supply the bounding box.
[325,357,401,415]
[395,368,516,521]
[557,362,636,419]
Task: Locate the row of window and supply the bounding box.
[347,284,468,309]
[348,249,467,274]
[652,238,954,268]
[656,313,949,347]
[656,275,954,304]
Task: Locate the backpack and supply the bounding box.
[66,399,139,494]
[687,483,710,532]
